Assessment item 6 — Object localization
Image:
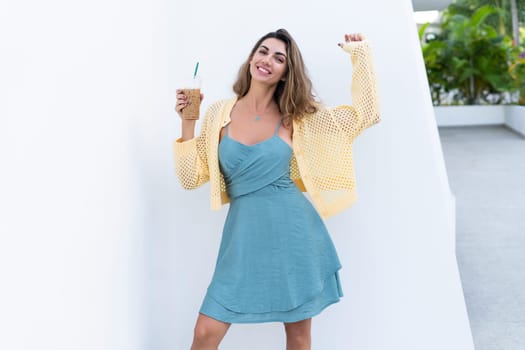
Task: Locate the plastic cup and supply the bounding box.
[181,77,201,120]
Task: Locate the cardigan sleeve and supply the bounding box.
[172,104,214,190]
[329,40,381,141]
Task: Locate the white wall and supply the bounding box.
[505,106,525,136]
[153,0,474,349]
[434,106,507,126]
[434,105,525,136]
[1,1,148,349]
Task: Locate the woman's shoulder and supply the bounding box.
[299,102,329,122]
[201,97,237,126]
[205,97,236,114]
[205,98,228,111]
[294,102,351,130]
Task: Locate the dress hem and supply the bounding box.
[199,297,341,324]
[199,269,343,324]
[206,266,342,314]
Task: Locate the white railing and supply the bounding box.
[434,105,525,136]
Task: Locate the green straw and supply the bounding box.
[193,62,199,79]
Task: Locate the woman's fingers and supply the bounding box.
[176,92,187,101]
[344,33,364,42]
[175,91,188,114]
[176,99,186,108]
[338,33,365,50]
[174,90,203,114]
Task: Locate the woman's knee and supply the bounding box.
[192,314,230,348]
[284,318,311,347]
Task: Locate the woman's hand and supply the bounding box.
[174,89,204,119]
[175,89,204,141]
[337,33,365,49]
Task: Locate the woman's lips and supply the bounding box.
[257,66,271,74]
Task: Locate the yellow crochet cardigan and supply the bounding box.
[173,40,380,219]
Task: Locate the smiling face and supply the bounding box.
[233,29,317,124]
[249,38,288,87]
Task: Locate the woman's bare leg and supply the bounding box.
[190,313,231,350]
[284,318,312,350]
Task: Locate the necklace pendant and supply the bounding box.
[255,115,260,121]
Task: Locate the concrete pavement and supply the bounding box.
[439,125,525,350]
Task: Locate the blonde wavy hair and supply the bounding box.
[232,28,318,126]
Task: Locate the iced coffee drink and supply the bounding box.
[181,88,201,120]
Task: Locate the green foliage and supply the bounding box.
[510,57,525,103]
[445,0,525,36]
[421,4,525,105]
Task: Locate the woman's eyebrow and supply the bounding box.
[259,45,287,58]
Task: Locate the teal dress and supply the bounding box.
[200,120,343,324]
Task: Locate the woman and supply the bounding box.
[174,28,380,350]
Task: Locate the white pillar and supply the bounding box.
[153,0,474,349]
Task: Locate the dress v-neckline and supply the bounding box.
[225,133,279,148]
[221,119,292,150]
